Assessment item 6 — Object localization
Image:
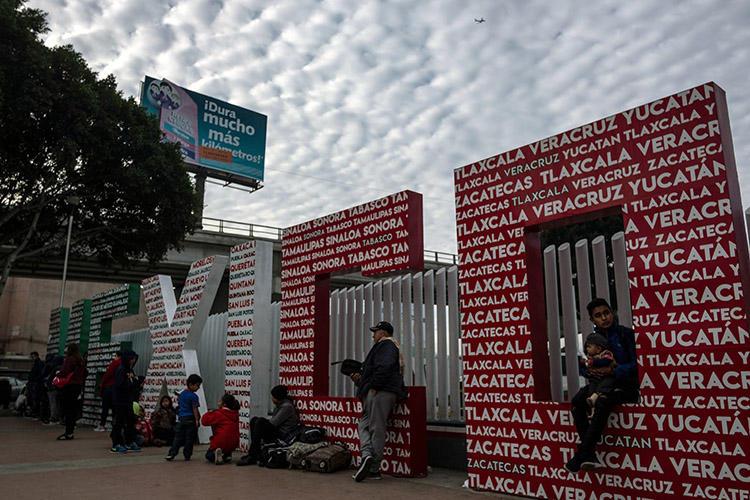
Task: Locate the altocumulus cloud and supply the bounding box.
[29,0,750,253]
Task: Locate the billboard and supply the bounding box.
[140,76,267,185]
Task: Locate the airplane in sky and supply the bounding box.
[474,17,486,23]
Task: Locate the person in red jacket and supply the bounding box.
[201,393,240,465]
[95,352,122,432]
[56,343,87,440]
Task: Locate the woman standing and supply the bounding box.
[56,343,86,440]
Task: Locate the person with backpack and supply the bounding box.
[236,384,298,466]
[351,321,407,482]
[56,343,87,440]
[109,349,140,453]
[95,351,121,432]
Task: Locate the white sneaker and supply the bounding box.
[214,448,223,465]
[93,425,106,432]
[354,456,373,482]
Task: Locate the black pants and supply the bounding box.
[100,386,114,427]
[61,384,82,436]
[169,416,197,458]
[153,426,175,445]
[247,417,280,459]
[571,384,639,460]
[28,381,41,415]
[111,405,136,447]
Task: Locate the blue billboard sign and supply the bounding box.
[141,76,267,183]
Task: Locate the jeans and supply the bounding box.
[571,384,639,460]
[169,416,197,458]
[61,384,82,436]
[110,405,136,447]
[358,390,397,472]
[99,386,114,427]
[247,417,280,459]
[48,389,60,421]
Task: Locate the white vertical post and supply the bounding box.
[424,271,436,419]
[558,243,581,398]
[346,287,356,398]
[436,268,448,421]
[447,266,461,420]
[392,277,402,338]
[413,273,425,387]
[400,274,413,386]
[544,245,563,402]
[592,236,610,303]
[612,232,632,328]
[575,239,592,339]
[249,241,273,419]
[354,284,364,364]
[382,278,393,325]
[363,283,374,362]
[337,290,347,397]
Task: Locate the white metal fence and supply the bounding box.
[543,231,631,402]
[114,267,464,421]
[326,267,463,422]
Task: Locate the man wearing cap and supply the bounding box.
[351,320,407,482]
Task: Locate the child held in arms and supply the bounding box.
[165,374,202,461]
[579,333,616,417]
[201,393,241,464]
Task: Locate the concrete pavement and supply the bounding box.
[0,415,517,500]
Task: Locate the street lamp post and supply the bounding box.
[59,195,80,308]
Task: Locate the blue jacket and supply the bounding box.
[594,322,639,390]
[113,349,138,407]
[357,339,407,401]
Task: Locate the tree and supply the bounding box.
[0,0,199,297]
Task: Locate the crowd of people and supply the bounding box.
[20,319,420,481]
[19,309,638,480]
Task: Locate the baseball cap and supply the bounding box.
[369,321,393,334]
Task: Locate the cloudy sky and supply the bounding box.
[29,0,750,254]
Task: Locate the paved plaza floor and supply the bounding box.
[0,414,520,500]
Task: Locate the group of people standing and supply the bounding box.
[34,318,411,482]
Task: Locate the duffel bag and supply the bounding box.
[287,441,329,469]
[259,443,287,468]
[302,441,352,473]
[265,447,290,469]
[297,426,326,444]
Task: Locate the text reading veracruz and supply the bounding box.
[279,190,427,477]
[454,82,750,499]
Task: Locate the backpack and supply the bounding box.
[258,443,288,468]
[302,442,352,473]
[265,447,290,469]
[284,424,326,444]
[286,441,329,469]
[297,426,326,444]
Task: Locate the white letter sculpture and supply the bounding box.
[140,255,227,443]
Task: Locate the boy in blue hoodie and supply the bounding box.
[109,350,141,453]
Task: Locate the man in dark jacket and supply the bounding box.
[351,321,407,482]
[566,298,639,473]
[109,349,140,453]
[28,352,44,417]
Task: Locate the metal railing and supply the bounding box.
[200,216,458,264]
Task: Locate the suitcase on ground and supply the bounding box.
[286,441,329,469]
[302,442,352,473]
